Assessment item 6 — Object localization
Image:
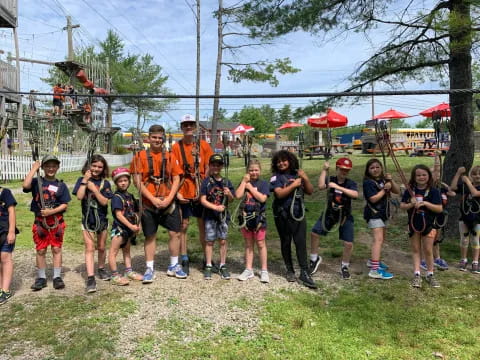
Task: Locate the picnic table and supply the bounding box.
[307,144,348,159]
[366,141,413,155]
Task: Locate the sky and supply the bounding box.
[0,0,449,130]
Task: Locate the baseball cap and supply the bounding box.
[336,157,352,169]
[112,167,131,182]
[209,154,224,164]
[180,114,195,124]
[41,154,60,166]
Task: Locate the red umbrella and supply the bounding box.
[373,108,411,120]
[419,102,450,118]
[307,109,348,128]
[277,122,303,130]
[231,123,255,134]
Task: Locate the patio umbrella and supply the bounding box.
[231,123,255,134]
[307,108,348,128]
[277,121,303,130]
[419,102,450,118]
[373,108,411,120]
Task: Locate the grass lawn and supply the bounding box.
[3,152,480,359]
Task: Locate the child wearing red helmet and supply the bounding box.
[108,168,143,286]
[310,157,358,279]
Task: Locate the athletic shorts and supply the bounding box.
[141,203,181,236]
[0,233,15,253]
[32,221,66,250]
[368,218,387,229]
[180,201,203,219]
[311,214,354,243]
[81,220,108,233]
[53,98,63,107]
[205,218,228,241]
[241,227,266,241]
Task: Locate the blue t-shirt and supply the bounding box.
[111,190,138,231]
[457,180,480,222]
[270,172,304,218]
[363,178,387,220]
[401,186,442,230]
[24,177,71,216]
[239,179,269,228]
[200,176,236,221]
[0,187,17,233]
[326,176,357,217]
[72,177,113,224]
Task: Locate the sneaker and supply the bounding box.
[472,263,480,274]
[309,256,322,275]
[260,270,270,283]
[411,274,422,288]
[368,269,394,280]
[341,266,351,280]
[204,265,212,280]
[434,258,449,271]
[420,260,428,271]
[111,274,129,286]
[142,268,155,284]
[181,258,190,276]
[219,265,231,280]
[459,259,468,271]
[211,261,220,274]
[167,264,187,279]
[126,271,143,281]
[366,259,389,270]
[97,268,111,281]
[299,270,318,289]
[426,274,440,288]
[238,269,254,281]
[86,277,97,293]
[286,270,296,282]
[0,290,12,305]
[53,277,65,290]
[31,278,47,291]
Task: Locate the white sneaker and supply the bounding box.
[237,269,254,281]
[260,270,270,283]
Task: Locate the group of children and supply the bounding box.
[1,125,480,304]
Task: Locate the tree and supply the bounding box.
[277,104,293,126]
[210,0,300,149]
[236,106,276,134]
[416,118,434,129]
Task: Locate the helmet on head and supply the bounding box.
[336,157,352,169]
[112,167,130,182]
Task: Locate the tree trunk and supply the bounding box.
[444,0,473,237]
[106,99,113,153]
[211,0,223,152]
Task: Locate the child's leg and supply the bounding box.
[180,216,189,256]
[310,232,320,258]
[83,230,96,277]
[433,243,440,259]
[197,217,207,254]
[243,232,255,270]
[370,227,385,268]
[36,248,47,275]
[422,233,435,273]
[96,230,108,269]
[1,252,13,291]
[123,242,132,269]
[410,233,422,273]
[342,241,353,264]
[205,241,214,265]
[292,219,309,271]
[471,224,480,263]
[219,239,227,265]
[274,216,294,271]
[459,221,469,260]
[168,231,180,258]
[51,246,62,272]
[256,230,268,271]
[108,235,123,273]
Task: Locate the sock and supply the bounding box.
[427,271,434,277]
[370,260,380,271]
[206,262,212,267]
[220,263,225,268]
[146,260,154,270]
[125,267,132,273]
[310,254,318,262]
[414,271,420,276]
[473,261,479,265]
[170,256,178,267]
[463,258,468,263]
[181,254,189,261]
[38,268,46,279]
[112,271,119,276]
[341,262,349,268]
[53,267,62,278]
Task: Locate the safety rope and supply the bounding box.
[219,133,230,223]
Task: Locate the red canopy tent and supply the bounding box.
[307,109,348,128]
[419,103,450,118]
[231,123,255,134]
[373,108,411,120]
[277,122,303,130]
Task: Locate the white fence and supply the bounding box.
[0,153,132,181]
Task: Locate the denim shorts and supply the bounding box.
[205,218,228,241]
[0,233,14,253]
[368,218,387,229]
[311,213,354,243]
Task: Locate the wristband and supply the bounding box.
[80,182,87,185]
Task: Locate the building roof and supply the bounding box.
[199,121,240,131]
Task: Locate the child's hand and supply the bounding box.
[384,182,392,191]
[177,193,189,204]
[297,169,307,180]
[7,232,15,244]
[83,170,92,181]
[457,166,466,175]
[323,162,330,171]
[291,178,303,188]
[328,182,339,190]
[86,182,98,192]
[223,187,232,197]
[131,224,140,233]
[242,174,250,183]
[415,201,425,209]
[40,208,53,217]
[32,160,41,172]
[245,182,253,191]
[216,204,225,212]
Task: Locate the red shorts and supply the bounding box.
[32,216,66,250]
[241,227,266,242]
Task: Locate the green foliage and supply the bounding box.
[226,58,299,86]
[416,117,433,128]
[234,106,276,134]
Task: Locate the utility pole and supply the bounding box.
[63,16,80,61]
[195,0,200,129]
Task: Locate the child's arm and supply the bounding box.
[400,192,416,211]
[385,173,400,195]
[22,161,41,190]
[86,181,109,206]
[298,169,314,195]
[450,166,465,191]
[7,205,16,244]
[441,182,456,197]
[274,178,302,199]
[200,194,225,212]
[318,161,329,190]
[75,172,92,200]
[461,175,480,197]
[114,209,140,233]
[41,203,68,217]
[223,185,235,202]
[235,174,250,199]
[419,200,442,214]
[245,182,268,203]
[328,182,359,199]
